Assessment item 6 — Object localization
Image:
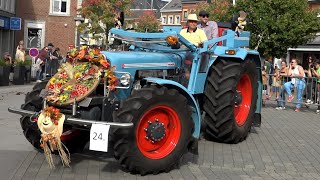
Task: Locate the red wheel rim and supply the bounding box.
[136,106,181,159]
[234,74,252,126]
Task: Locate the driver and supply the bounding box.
[179,14,207,47]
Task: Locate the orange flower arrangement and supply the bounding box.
[43,106,62,125]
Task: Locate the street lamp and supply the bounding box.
[74,15,85,48]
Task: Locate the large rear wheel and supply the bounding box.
[203,58,258,143]
[112,85,193,175]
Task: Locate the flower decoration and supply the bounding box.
[46,48,118,105]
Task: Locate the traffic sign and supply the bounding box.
[29,48,39,57]
[10,17,21,30]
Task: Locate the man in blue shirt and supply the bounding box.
[197,10,218,40]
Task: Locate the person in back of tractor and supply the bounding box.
[278,58,306,112]
[197,10,218,40]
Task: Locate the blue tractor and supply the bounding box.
[9,27,262,175]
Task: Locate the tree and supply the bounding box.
[232,0,320,58]
[195,0,233,22]
[135,10,160,33]
[78,0,132,45]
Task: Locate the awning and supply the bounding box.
[288,47,320,51]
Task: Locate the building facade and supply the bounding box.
[15,0,78,55]
[160,0,182,27]
[181,0,206,24]
[0,0,16,58]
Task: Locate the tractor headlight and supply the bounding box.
[120,73,131,86]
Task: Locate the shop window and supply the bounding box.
[50,0,70,16]
[24,21,45,49]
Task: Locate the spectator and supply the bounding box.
[35,47,50,82]
[269,68,281,100]
[309,59,320,114]
[47,43,55,76]
[278,58,306,112]
[262,66,268,106]
[4,52,12,65]
[305,57,317,105]
[52,47,63,64]
[264,58,273,99]
[51,47,62,74]
[197,10,218,40]
[15,40,25,62]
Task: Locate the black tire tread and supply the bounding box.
[203,58,258,143]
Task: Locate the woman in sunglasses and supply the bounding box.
[278,59,306,112]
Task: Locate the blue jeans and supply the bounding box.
[279,80,306,108]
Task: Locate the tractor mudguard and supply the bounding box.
[144,77,201,139]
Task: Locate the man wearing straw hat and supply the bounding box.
[180,14,207,47]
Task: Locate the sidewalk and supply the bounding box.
[0,82,36,91]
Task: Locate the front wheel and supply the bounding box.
[203,58,258,143]
[112,85,193,175]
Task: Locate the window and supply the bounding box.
[162,16,167,24]
[183,11,188,19]
[175,15,180,24]
[168,16,173,24]
[24,21,45,49]
[50,0,70,16]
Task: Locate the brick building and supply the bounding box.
[181,0,206,23]
[0,0,16,58]
[15,0,79,55]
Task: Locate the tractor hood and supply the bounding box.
[101,51,183,72]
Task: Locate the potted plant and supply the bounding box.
[24,60,32,83]
[12,60,27,85]
[0,59,10,86]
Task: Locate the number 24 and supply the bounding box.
[93,132,103,140]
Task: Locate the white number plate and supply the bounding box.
[89,124,110,152]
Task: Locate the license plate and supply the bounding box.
[89,124,110,152]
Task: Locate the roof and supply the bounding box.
[131,0,167,10]
[307,36,320,45]
[161,0,182,12]
[125,9,161,20]
[181,0,207,3]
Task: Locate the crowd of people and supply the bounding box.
[263,57,320,114]
[34,43,63,82]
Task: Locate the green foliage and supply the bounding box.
[135,11,160,33]
[0,59,8,66]
[78,0,132,43]
[195,0,233,22]
[232,0,320,58]
[15,60,31,66]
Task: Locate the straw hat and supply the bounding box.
[187,14,198,21]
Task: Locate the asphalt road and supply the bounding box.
[1,84,320,180]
